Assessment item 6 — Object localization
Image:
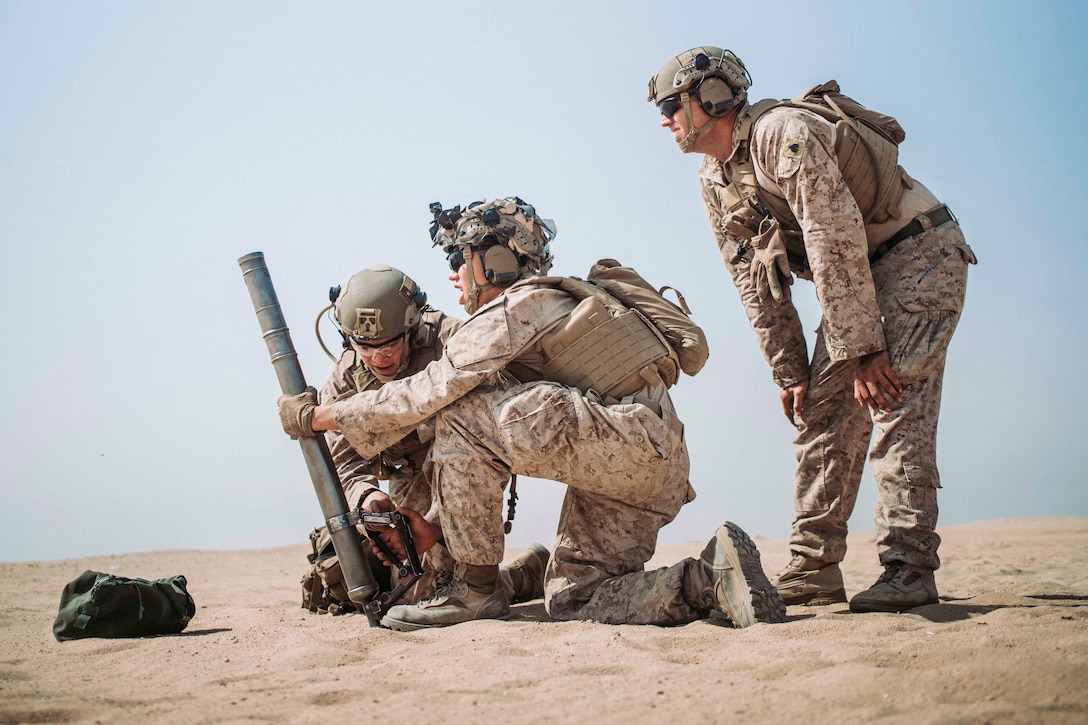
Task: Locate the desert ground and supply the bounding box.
[2,517,1086,724]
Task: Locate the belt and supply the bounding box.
[869,204,954,265]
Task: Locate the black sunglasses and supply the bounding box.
[658,96,683,119]
[447,247,465,272]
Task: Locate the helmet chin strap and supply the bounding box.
[462,246,501,315]
[463,246,481,314]
[678,91,719,153]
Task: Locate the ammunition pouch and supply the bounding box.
[724,202,766,245]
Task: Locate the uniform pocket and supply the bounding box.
[901,462,940,528]
[885,308,947,370]
[870,224,974,315]
[873,223,969,315]
[899,244,968,314]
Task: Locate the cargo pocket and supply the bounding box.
[875,225,968,315]
[796,446,831,513]
[902,461,940,529]
[882,304,961,383]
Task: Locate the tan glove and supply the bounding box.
[277,386,319,438]
[749,217,794,305]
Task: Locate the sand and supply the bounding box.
[2,518,1086,724]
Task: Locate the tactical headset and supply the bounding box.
[649,47,752,117]
[429,197,556,313]
[695,75,740,116]
[480,241,521,286]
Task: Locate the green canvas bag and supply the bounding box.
[53,570,195,641]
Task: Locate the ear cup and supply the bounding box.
[697,77,737,116]
[481,245,520,286]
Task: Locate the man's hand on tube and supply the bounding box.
[277,386,319,438]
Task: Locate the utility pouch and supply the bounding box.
[302,526,369,615]
[53,570,195,641]
[588,260,708,378]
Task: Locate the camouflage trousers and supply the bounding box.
[791,221,974,570]
[429,380,699,624]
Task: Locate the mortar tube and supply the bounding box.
[238,252,381,626]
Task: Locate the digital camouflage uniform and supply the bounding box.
[329,280,710,624]
[701,105,976,571]
[319,308,461,600]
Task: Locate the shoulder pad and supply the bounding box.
[509,275,564,291]
[740,98,784,141]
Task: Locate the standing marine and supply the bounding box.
[279,198,786,630]
[648,47,976,613]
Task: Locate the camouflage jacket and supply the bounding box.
[700,105,889,387]
[329,280,678,459]
[318,308,461,497]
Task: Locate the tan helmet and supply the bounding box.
[331,264,427,342]
[648,46,751,116]
[429,197,555,313]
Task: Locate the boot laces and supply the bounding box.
[787,554,808,571]
[433,569,454,591]
[420,576,466,605]
[877,564,907,585]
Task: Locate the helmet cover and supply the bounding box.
[648,46,751,114]
[429,197,556,278]
[333,264,425,341]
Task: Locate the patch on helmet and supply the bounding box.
[784,138,804,158]
[352,308,382,338]
[398,276,417,304]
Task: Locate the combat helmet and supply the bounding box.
[648,46,752,152]
[331,264,427,343]
[429,197,556,313]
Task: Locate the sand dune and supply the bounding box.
[2,518,1086,724]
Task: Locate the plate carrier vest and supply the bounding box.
[720,81,911,275]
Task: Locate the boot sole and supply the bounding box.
[717,522,787,626]
[381,614,434,632]
[848,596,938,614]
[380,611,512,631]
[780,588,848,606]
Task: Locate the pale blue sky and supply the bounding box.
[2,1,1086,562]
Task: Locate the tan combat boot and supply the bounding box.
[849,563,938,613]
[773,554,848,606]
[682,522,786,627]
[381,562,510,631]
[402,543,456,603]
[498,543,549,603]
